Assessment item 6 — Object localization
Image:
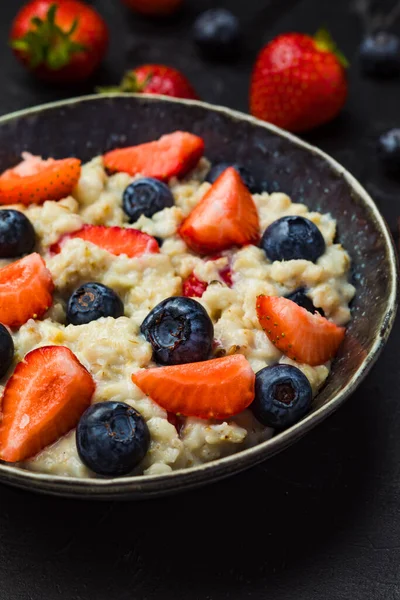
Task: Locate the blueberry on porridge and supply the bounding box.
[0,130,354,478]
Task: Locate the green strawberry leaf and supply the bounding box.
[314,28,349,68]
[10,3,86,71]
[96,71,152,94]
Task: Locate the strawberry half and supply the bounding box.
[0,253,54,328]
[0,345,95,463]
[132,354,255,420]
[179,167,260,254]
[256,295,346,366]
[51,225,159,258]
[103,131,205,180]
[0,153,81,205]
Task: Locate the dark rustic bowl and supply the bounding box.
[0,94,396,499]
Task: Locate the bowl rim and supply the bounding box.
[0,93,397,496]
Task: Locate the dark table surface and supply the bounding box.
[1,0,400,599]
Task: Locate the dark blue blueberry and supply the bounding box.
[0,324,13,378]
[67,282,124,325]
[140,296,213,365]
[0,210,35,258]
[378,129,400,174]
[251,364,312,429]
[205,162,261,193]
[123,178,174,223]
[285,288,325,317]
[359,32,400,77]
[261,216,325,263]
[76,401,150,476]
[193,8,241,61]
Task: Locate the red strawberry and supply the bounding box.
[250,30,348,133]
[103,131,204,180]
[0,253,54,328]
[0,345,95,462]
[122,0,183,16]
[0,153,81,205]
[98,64,198,100]
[132,354,255,420]
[10,0,108,83]
[51,225,159,258]
[182,272,208,298]
[256,295,345,366]
[179,167,260,254]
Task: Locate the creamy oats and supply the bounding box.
[1,156,355,477]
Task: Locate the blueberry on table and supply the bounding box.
[359,32,400,77]
[140,296,214,365]
[261,216,326,263]
[377,129,400,174]
[251,364,312,429]
[76,401,150,477]
[193,8,241,61]
[0,324,14,379]
[123,178,174,223]
[67,282,124,325]
[285,288,325,316]
[205,162,260,193]
[0,210,35,258]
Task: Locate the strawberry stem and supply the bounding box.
[96,71,152,94]
[314,28,349,68]
[10,3,86,70]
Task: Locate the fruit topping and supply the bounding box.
[285,287,324,316]
[140,296,214,365]
[103,131,205,181]
[251,364,312,429]
[179,167,260,254]
[122,178,174,223]
[0,154,81,206]
[52,225,159,258]
[0,345,95,462]
[0,209,36,257]
[76,401,150,476]
[0,253,54,328]
[67,282,124,326]
[260,216,325,263]
[205,162,259,193]
[256,295,345,366]
[132,354,255,420]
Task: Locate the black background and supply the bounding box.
[1,1,400,599]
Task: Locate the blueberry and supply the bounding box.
[378,129,400,174]
[76,401,150,476]
[67,282,124,325]
[251,364,312,429]
[0,324,13,378]
[261,216,325,263]
[0,210,35,258]
[359,32,400,77]
[123,178,174,223]
[140,296,214,365]
[285,288,325,317]
[193,8,241,61]
[206,162,261,193]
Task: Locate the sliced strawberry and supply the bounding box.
[256,295,346,366]
[0,253,54,328]
[51,225,159,258]
[182,272,208,298]
[0,345,95,462]
[0,153,81,205]
[131,354,255,420]
[179,167,260,254]
[103,131,204,180]
[219,264,233,287]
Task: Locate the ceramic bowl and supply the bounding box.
[0,94,397,499]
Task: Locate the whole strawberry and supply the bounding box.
[250,30,348,133]
[10,0,108,83]
[98,64,198,100]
